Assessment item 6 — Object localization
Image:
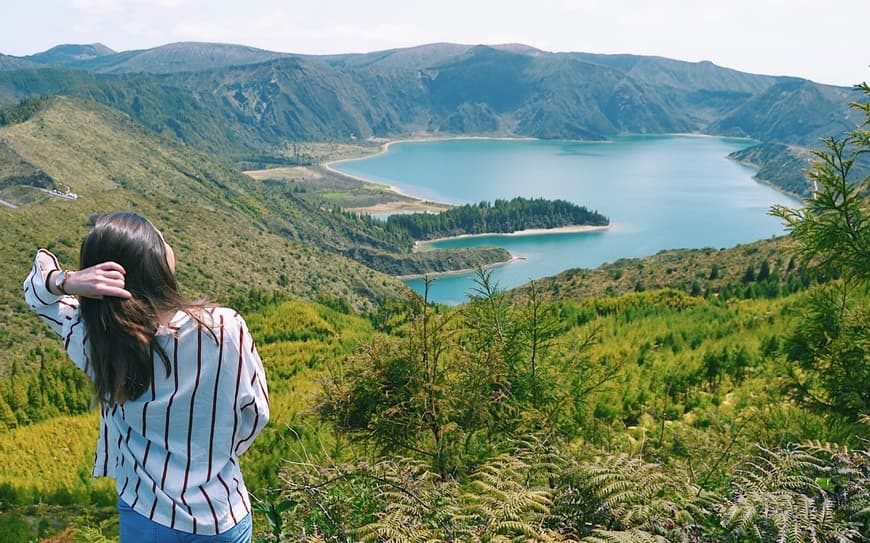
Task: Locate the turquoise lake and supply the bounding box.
[333,136,802,305]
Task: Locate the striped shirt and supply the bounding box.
[24,249,270,535]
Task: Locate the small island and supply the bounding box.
[248,158,609,277]
[384,196,609,241]
[357,197,609,277]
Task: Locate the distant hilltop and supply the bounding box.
[0,40,864,195]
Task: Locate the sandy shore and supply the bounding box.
[321,155,450,214]
[244,166,322,179]
[415,224,610,250]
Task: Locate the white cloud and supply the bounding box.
[72,0,187,13]
[171,20,232,43]
[136,0,187,6]
[72,0,122,13]
[301,22,424,46]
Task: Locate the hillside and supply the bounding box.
[728,142,815,197]
[709,78,860,145]
[0,54,44,71]
[0,41,862,188]
[3,250,866,540]
[517,237,808,302]
[0,97,417,369]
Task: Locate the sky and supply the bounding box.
[1,0,867,87]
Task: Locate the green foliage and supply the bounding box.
[385,197,608,240]
[524,237,817,303]
[558,453,711,541]
[0,347,92,430]
[771,84,870,286]
[782,285,869,418]
[0,97,47,126]
[275,437,569,543]
[771,83,870,422]
[317,271,610,479]
[269,434,868,542]
[3,275,866,540]
[317,279,471,479]
[720,442,868,542]
[0,510,32,543]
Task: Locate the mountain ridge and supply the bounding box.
[25,43,116,66]
[1,41,860,164]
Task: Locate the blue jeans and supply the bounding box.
[118,499,252,543]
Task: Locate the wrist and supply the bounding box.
[53,270,73,296]
[45,270,59,295]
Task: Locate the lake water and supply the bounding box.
[333,136,802,305]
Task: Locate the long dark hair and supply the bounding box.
[79,212,210,404]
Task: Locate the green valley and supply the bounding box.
[1,41,864,192]
[0,41,866,543]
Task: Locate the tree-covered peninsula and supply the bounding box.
[383,196,609,240]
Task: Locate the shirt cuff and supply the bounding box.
[30,249,65,305]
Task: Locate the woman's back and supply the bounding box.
[98,307,268,534]
[24,212,269,540]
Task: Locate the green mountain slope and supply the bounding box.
[566,53,777,93]
[3,42,857,168]
[728,142,815,197]
[516,237,808,302]
[161,57,431,141]
[0,96,414,369]
[25,43,116,66]
[708,79,862,145]
[0,54,44,71]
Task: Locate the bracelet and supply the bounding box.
[57,270,71,295]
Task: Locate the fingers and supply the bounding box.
[100,287,133,300]
[72,261,131,299]
[95,261,126,275]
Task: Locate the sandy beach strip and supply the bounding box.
[414,224,610,250]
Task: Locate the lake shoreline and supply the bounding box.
[414,224,611,251]
[394,254,526,280]
[324,133,795,214]
[322,135,795,300]
[323,135,540,212]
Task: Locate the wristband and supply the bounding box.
[45,270,59,294]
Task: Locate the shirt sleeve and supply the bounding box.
[23,249,92,377]
[231,312,270,456]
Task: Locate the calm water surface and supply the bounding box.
[334,137,801,304]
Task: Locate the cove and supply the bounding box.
[333,136,802,305]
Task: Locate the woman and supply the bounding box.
[23,212,269,542]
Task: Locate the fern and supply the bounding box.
[721,443,866,542]
[557,453,709,542]
[583,529,670,543]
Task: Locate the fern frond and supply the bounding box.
[582,528,669,543]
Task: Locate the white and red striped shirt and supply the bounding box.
[24,249,270,535]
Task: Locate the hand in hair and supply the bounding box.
[65,261,132,299]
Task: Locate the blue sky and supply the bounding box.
[2,0,867,86]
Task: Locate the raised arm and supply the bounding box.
[23,249,131,375]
